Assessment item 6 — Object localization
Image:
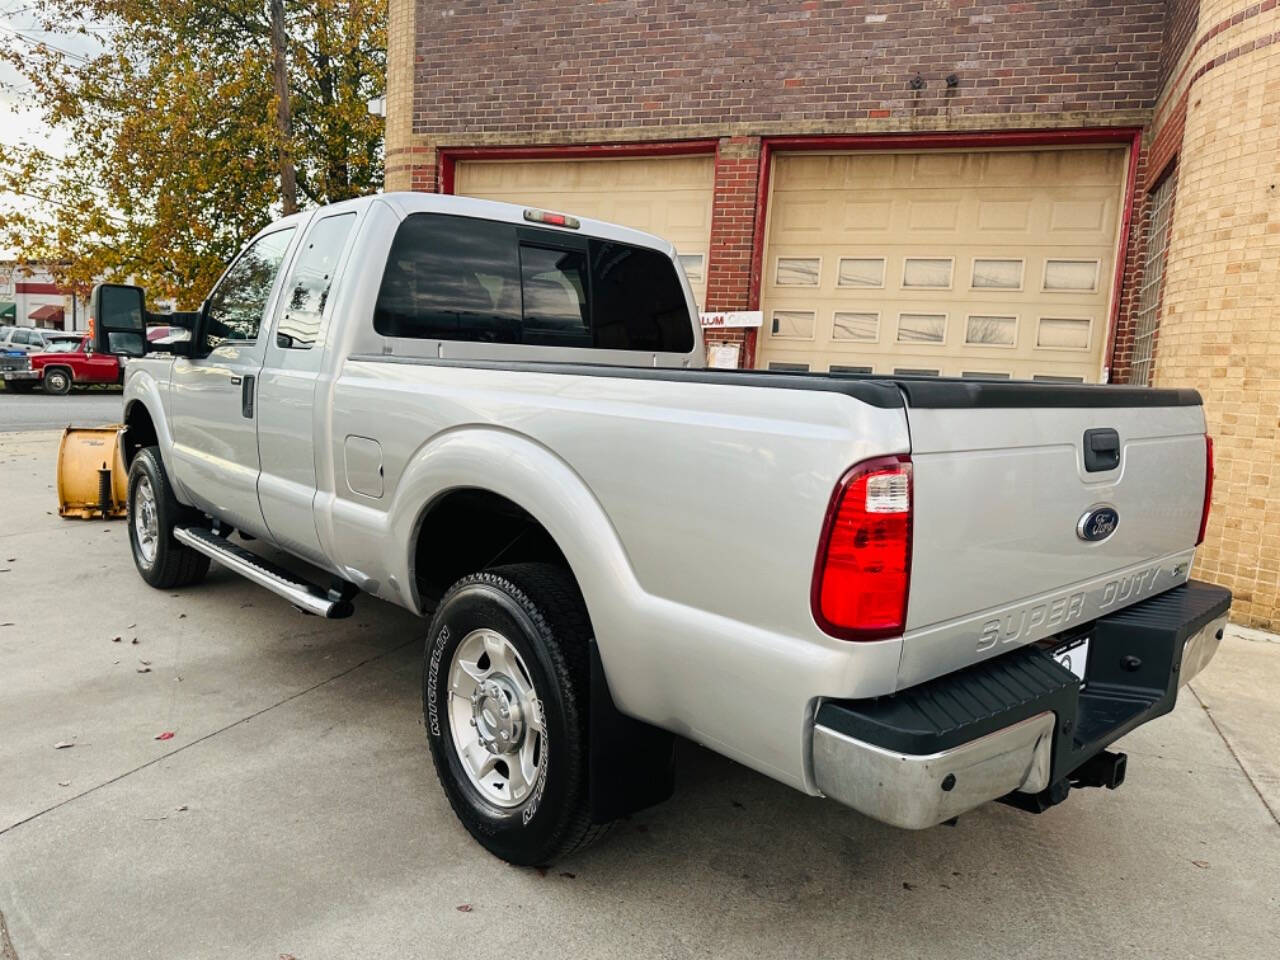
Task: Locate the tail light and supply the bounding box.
[811,456,912,641]
[1196,434,1214,546]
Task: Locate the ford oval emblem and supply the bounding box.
[1077,505,1119,542]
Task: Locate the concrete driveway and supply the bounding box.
[1,429,1277,960]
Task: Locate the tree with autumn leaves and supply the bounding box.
[0,1,385,308]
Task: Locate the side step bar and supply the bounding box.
[173,525,356,619]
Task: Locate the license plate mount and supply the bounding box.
[1051,634,1090,687]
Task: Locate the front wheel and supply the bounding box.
[127,446,210,589]
[42,368,71,395]
[423,563,608,865]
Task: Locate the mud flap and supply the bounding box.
[588,638,676,823]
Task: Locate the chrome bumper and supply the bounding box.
[812,612,1228,830]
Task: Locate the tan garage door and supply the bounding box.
[455,155,715,308]
[758,148,1128,381]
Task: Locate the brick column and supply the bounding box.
[704,136,763,367]
[384,0,438,192]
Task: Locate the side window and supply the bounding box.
[589,240,694,352]
[204,228,296,350]
[374,213,521,342]
[372,212,694,353]
[518,243,590,347]
[12,329,30,345]
[276,213,356,349]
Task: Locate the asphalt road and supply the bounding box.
[1,429,1277,960]
[0,390,123,432]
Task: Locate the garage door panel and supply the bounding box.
[456,156,714,306]
[760,147,1126,382]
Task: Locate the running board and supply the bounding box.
[173,525,356,619]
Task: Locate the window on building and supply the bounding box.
[1129,171,1177,385]
[1043,259,1100,292]
[770,310,816,339]
[902,258,953,289]
[964,315,1017,347]
[767,361,809,372]
[1037,317,1091,350]
[897,313,946,344]
[829,365,873,374]
[832,312,879,342]
[1033,374,1086,383]
[962,371,1011,380]
[775,258,821,286]
[373,213,694,353]
[837,258,885,288]
[971,259,1023,290]
[894,367,940,377]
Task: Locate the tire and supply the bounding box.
[423,563,609,865]
[127,446,211,589]
[42,368,71,395]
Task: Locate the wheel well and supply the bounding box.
[413,489,570,605]
[44,364,72,380]
[123,401,158,466]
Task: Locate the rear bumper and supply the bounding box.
[812,580,1231,829]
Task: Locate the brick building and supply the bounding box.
[385,0,1280,627]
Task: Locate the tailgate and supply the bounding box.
[896,380,1209,689]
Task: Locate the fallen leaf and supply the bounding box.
[456,904,473,913]
[155,731,175,741]
[179,613,187,619]
[0,622,13,627]
[138,659,151,666]
[1191,859,1210,869]
[902,882,917,891]
[112,635,122,643]
[53,741,74,749]
[131,638,139,645]
[136,666,151,674]
[559,871,576,879]
[175,804,188,812]
[127,623,136,628]
[58,780,70,787]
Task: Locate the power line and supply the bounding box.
[0,24,96,65]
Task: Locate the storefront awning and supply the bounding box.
[0,301,15,322]
[28,304,65,325]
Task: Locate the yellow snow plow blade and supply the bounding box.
[56,425,128,519]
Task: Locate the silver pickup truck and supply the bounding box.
[91,192,1230,865]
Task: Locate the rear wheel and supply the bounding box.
[423,563,607,865]
[42,368,71,395]
[127,446,210,589]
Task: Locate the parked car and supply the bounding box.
[2,335,122,394]
[91,193,1229,865]
[0,325,81,355]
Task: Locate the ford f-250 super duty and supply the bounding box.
[90,192,1229,865]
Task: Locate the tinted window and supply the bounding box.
[590,240,693,352]
[277,213,356,349]
[205,228,296,349]
[373,213,693,353]
[519,244,589,347]
[12,329,30,345]
[374,214,521,342]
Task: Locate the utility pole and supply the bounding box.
[270,0,298,215]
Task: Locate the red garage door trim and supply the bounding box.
[750,128,1143,381]
[438,139,720,196]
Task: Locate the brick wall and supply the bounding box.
[1152,0,1280,628]
[404,0,1166,142]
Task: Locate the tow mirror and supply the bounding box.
[90,283,147,358]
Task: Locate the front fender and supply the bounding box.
[122,363,188,503]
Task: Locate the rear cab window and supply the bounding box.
[373,212,695,355]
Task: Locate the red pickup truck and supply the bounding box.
[1,336,122,394]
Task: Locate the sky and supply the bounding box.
[0,3,105,258]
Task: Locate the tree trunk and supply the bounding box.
[270,0,297,215]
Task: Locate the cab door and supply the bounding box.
[168,225,299,537]
[256,209,360,566]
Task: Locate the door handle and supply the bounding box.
[229,375,242,386]
[241,374,255,419]
[1083,428,1120,472]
